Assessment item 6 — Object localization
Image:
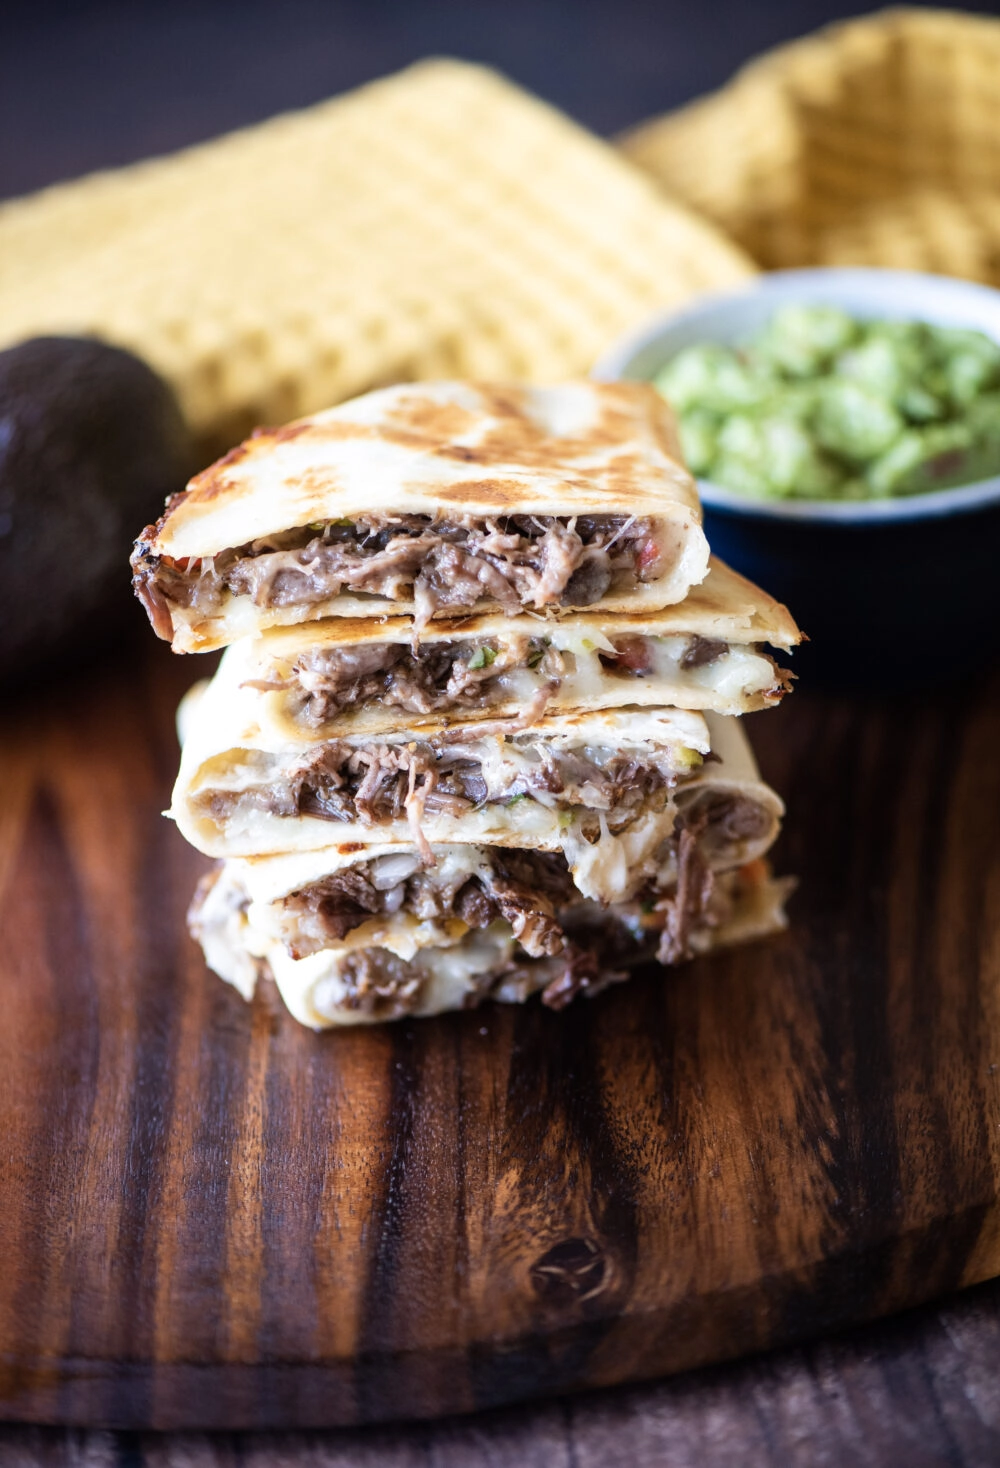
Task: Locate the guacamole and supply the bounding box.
[653,305,1000,501]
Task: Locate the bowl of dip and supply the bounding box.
[594,269,1000,685]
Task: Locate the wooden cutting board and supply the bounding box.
[0,643,998,1431]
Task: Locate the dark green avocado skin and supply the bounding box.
[0,336,193,681]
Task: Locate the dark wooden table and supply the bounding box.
[0,1279,997,1465]
[3,3,1000,1461]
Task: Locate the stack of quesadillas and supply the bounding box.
[132,381,800,1028]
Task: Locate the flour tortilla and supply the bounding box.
[173,694,711,862]
[135,381,710,651]
[174,709,782,904]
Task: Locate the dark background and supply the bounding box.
[5,0,1000,203]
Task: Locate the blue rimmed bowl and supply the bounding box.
[594,269,1000,687]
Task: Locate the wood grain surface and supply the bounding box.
[2,1277,999,1466]
[0,642,998,1431]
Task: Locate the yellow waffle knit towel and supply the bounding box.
[621,8,1000,287]
[0,58,752,449]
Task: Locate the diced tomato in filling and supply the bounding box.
[608,636,653,675]
[635,536,663,578]
[739,858,769,886]
[929,450,966,480]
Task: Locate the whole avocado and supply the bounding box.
[0,336,193,681]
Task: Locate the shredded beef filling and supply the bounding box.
[284,848,576,961]
[325,935,607,1020]
[196,737,682,836]
[331,949,424,1018]
[280,800,721,974]
[268,635,566,728]
[286,819,723,1016]
[680,635,728,669]
[133,511,663,635]
[253,631,758,729]
[676,791,772,848]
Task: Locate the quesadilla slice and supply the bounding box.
[190,849,793,1029]
[206,556,799,746]
[132,381,710,652]
[173,671,784,901]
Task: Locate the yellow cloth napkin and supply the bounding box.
[621,7,1000,286]
[0,58,752,450]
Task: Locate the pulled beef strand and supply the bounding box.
[135,576,175,641]
[404,756,438,867]
[334,949,424,1018]
[289,865,386,945]
[411,542,524,632]
[487,849,575,957]
[440,681,557,743]
[657,812,716,964]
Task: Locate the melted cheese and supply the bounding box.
[560,807,681,904]
[269,926,517,1028]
